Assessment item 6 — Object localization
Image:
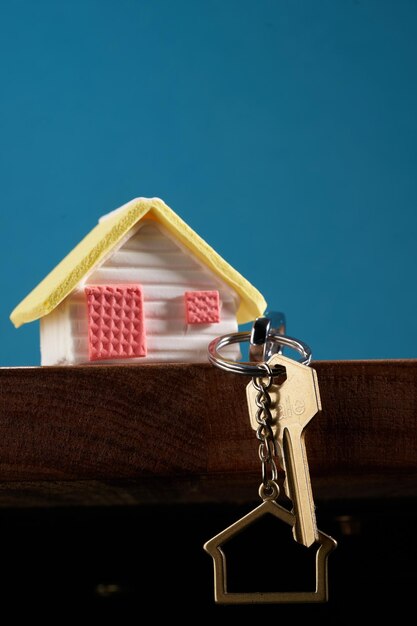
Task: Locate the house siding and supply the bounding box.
[41,220,240,365]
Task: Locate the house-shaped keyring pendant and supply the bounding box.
[204,499,337,604]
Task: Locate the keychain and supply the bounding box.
[204,317,337,604]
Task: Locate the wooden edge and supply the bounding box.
[0,360,416,506]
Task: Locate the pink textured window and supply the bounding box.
[185,290,220,324]
[85,285,147,361]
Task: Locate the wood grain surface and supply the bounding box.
[0,360,416,505]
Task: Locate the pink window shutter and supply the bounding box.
[185,290,220,324]
[85,285,147,361]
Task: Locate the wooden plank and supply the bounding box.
[0,360,416,504]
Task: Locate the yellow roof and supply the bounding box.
[10,197,267,328]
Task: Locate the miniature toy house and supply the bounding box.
[10,197,266,365]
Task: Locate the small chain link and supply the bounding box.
[252,363,280,499]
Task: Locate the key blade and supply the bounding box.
[282,425,318,547]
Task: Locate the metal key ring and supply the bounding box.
[207,331,312,376]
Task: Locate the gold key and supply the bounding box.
[246,353,321,547]
[206,324,337,604]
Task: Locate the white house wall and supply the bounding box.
[41,220,241,365]
[40,298,72,365]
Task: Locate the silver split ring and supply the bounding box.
[207,331,312,376]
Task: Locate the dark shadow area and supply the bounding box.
[0,498,415,623]
[224,512,318,593]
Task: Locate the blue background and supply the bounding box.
[1,0,416,366]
